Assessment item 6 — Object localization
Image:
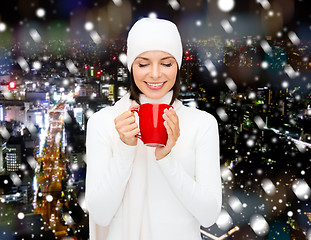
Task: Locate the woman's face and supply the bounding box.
[132,51,178,100]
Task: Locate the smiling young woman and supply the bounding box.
[86,17,222,240]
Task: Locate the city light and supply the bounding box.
[8,81,16,89]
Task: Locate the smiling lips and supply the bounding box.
[145,81,166,90]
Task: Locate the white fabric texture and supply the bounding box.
[126,18,183,71]
[85,91,222,240]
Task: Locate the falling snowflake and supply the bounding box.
[29,29,42,43]
[36,8,46,18]
[17,212,25,220]
[292,179,311,200]
[217,0,235,12]
[225,78,237,91]
[112,0,122,7]
[250,214,269,236]
[257,0,271,10]
[84,22,94,31]
[221,165,233,181]
[0,22,6,32]
[148,12,157,19]
[282,81,289,88]
[246,139,255,147]
[168,0,180,10]
[65,60,78,74]
[285,65,299,79]
[119,53,127,67]
[26,157,37,169]
[260,40,272,54]
[10,173,21,186]
[228,195,243,213]
[86,109,94,118]
[89,30,102,44]
[32,61,42,70]
[261,178,276,195]
[288,31,300,45]
[0,127,10,139]
[46,195,53,202]
[254,116,266,129]
[216,209,233,230]
[17,56,30,72]
[261,61,269,69]
[204,59,217,77]
[220,19,233,34]
[216,107,229,122]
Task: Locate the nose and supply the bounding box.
[150,64,161,79]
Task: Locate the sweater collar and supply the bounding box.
[116,91,183,112]
[139,91,173,105]
[138,91,182,110]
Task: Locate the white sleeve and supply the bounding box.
[85,111,137,227]
[157,113,222,227]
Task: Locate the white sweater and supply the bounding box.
[85,91,222,240]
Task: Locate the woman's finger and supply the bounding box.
[115,113,136,129]
[163,110,179,139]
[119,122,139,133]
[114,110,131,122]
[114,108,139,146]
[165,108,178,123]
[164,120,173,137]
[164,121,179,152]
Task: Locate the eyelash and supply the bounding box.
[162,63,172,67]
[138,63,172,68]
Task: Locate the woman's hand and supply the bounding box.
[155,108,180,160]
[114,105,140,146]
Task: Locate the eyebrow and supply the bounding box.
[136,56,175,61]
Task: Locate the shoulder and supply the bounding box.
[86,107,116,143]
[87,93,132,126]
[87,106,114,127]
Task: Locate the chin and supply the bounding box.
[145,92,166,100]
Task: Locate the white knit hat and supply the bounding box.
[126,18,183,71]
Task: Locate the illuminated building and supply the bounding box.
[3,144,22,172]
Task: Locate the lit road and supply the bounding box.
[34,102,69,238]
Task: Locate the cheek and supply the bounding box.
[132,72,146,92]
[166,69,178,82]
[133,68,145,82]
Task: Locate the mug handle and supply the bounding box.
[130,106,142,140]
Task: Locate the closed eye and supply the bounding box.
[162,63,172,67]
[139,63,148,67]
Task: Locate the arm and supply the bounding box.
[85,111,137,226]
[157,113,222,227]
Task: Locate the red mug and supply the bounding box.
[131,103,172,147]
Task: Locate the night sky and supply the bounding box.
[0,0,310,40]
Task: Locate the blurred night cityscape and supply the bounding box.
[0,0,311,239]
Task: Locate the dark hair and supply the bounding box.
[129,69,180,105]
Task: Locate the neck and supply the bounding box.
[139,91,173,105]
